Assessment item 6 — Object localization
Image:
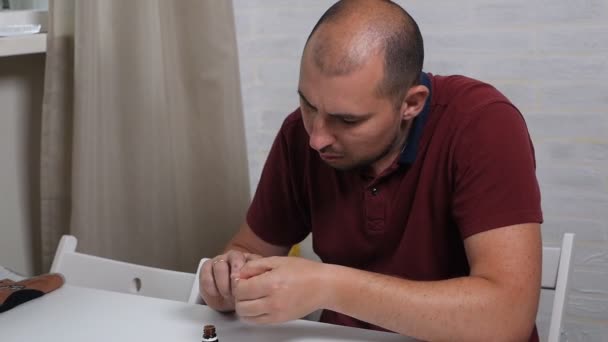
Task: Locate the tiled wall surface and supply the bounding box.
[233,1,608,340]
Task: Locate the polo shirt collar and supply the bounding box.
[399,72,432,166]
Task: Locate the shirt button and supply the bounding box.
[371,187,378,196]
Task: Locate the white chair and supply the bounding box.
[50,235,197,302]
[541,233,575,342]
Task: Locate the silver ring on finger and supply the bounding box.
[212,259,226,266]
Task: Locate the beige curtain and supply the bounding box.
[40,0,250,272]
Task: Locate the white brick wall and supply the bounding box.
[233,1,608,340]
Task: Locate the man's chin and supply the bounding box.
[322,159,367,172]
[322,159,349,170]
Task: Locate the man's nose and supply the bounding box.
[308,116,334,151]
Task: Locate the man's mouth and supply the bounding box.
[319,153,342,161]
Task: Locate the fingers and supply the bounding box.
[200,258,221,298]
[231,253,262,280]
[237,298,287,325]
[244,253,262,262]
[213,250,249,297]
[227,251,248,275]
[200,251,263,300]
[212,258,232,297]
[234,257,317,325]
[238,257,277,280]
[233,272,273,301]
[235,297,270,319]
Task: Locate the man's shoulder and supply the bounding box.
[428,73,522,134]
[424,73,529,155]
[269,108,312,159]
[278,108,308,142]
[430,74,511,110]
[280,108,304,131]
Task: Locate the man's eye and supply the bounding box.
[301,102,315,111]
[341,118,359,124]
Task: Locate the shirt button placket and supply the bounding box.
[366,186,384,232]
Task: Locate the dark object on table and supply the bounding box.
[202,324,218,341]
[0,273,64,313]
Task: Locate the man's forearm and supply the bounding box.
[322,264,537,342]
[224,223,291,257]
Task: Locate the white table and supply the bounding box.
[0,285,416,341]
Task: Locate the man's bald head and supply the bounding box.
[303,0,424,102]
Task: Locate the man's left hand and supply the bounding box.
[232,256,329,324]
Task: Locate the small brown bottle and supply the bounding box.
[202,324,218,342]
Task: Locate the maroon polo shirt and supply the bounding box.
[247,73,542,341]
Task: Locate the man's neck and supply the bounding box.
[369,122,412,177]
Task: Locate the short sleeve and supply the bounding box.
[452,102,543,238]
[246,117,311,246]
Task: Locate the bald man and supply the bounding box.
[199,1,542,341]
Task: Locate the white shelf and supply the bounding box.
[0,33,46,57]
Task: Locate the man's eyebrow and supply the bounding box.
[297,90,370,118]
[297,90,317,110]
[327,112,370,119]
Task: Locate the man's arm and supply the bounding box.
[235,223,541,342]
[225,222,291,257]
[199,222,290,312]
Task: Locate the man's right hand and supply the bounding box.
[199,250,261,312]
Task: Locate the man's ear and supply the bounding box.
[399,85,430,120]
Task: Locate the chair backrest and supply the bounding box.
[50,235,196,302]
[188,257,209,304]
[541,233,575,342]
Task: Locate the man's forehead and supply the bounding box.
[305,24,384,77]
